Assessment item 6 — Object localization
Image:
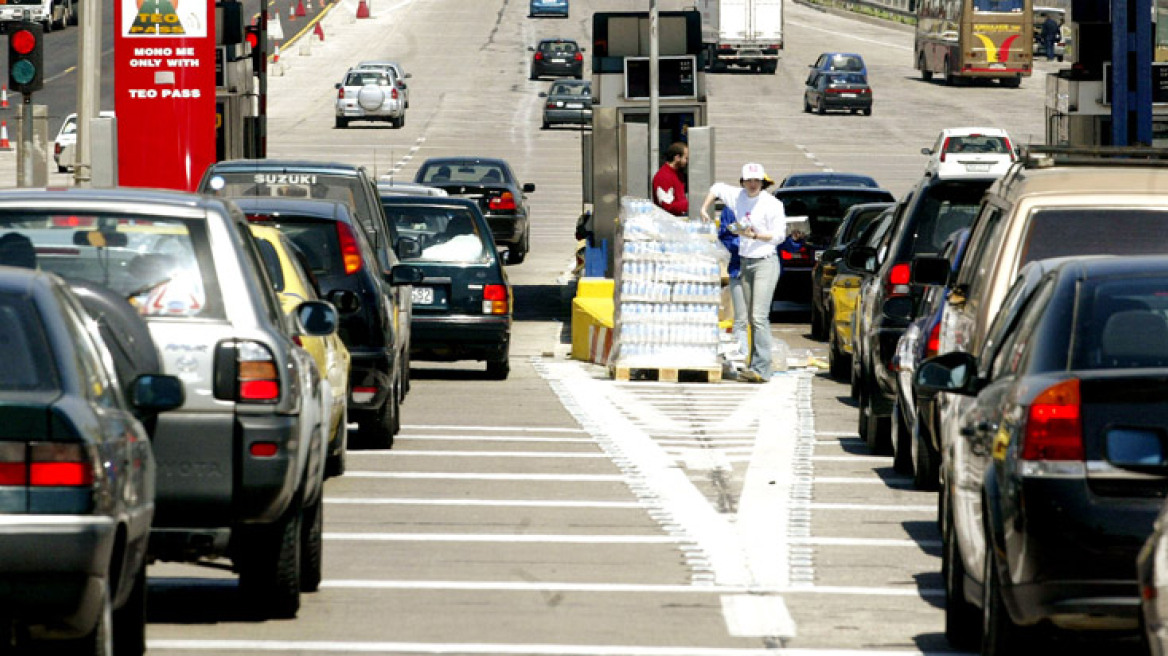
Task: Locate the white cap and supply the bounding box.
[741,162,766,181]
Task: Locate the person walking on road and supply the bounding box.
[1040,16,1061,61]
[700,163,788,383]
[653,142,690,217]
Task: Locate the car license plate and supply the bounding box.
[412,287,434,305]
[566,102,583,109]
[840,93,857,98]
[966,163,991,172]
[551,58,566,63]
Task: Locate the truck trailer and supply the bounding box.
[697,0,783,74]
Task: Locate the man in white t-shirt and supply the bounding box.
[699,162,788,383]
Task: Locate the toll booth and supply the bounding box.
[584,10,710,276]
[1044,0,1168,146]
[215,1,264,160]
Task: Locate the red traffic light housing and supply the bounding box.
[8,22,44,95]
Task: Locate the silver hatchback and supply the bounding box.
[335,68,406,129]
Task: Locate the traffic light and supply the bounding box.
[244,24,264,74]
[8,21,43,95]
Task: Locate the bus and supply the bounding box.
[914,0,1033,87]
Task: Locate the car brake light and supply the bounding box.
[483,284,509,315]
[926,321,941,358]
[1021,379,1083,462]
[336,222,364,275]
[534,52,544,60]
[54,142,62,156]
[887,263,911,297]
[51,216,95,228]
[391,87,399,100]
[939,137,951,162]
[574,52,583,61]
[29,443,93,487]
[250,442,278,458]
[246,213,273,222]
[0,442,26,485]
[337,86,345,100]
[238,341,279,403]
[489,192,517,211]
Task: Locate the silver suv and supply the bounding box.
[0,188,338,618]
[335,67,406,129]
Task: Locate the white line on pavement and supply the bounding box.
[815,477,914,485]
[721,595,796,638]
[402,424,587,433]
[811,456,890,463]
[319,580,945,598]
[324,498,643,509]
[786,18,914,51]
[393,434,596,443]
[323,533,677,543]
[146,640,942,654]
[354,451,608,458]
[806,503,935,512]
[790,537,941,549]
[343,472,624,481]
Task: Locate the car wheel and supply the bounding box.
[828,330,851,382]
[1000,76,1021,89]
[486,356,510,380]
[507,231,529,265]
[300,494,324,593]
[892,402,913,475]
[860,375,892,455]
[401,351,412,398]
[912,406,940,491]
[816,98,826,115]
[390,376,402,435]
[335,116,348,129]
[58,164,68,174]
[983,536,1034,656]
[41,18,53,33]
[919,54,933,81]
[237,501,302,619]
[325,406,348,479]
[530,69,539,81]
[943,504,980,649]
[809,302,825,341]
[73,579,112,655]
[542,118,550,130]
[863,107,872,116]
[803,96,811,113]
[112,561,147,656]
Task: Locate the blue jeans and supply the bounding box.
[741,255,780,380]
[729,276,749,360]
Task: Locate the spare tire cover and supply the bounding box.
[357,85,386,111]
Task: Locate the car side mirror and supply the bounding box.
[130,374,185,414]
[847,246,876,271]
[912,255,951,287]
[820,247,841,263]
[396,237,422,260]
[389,264,425,286]
[295,300,338,337]
[579,47,587,52]
[921,147,933,156]
[404,72,413,79]
[522,183,536,193]
[335,82,342,89]
[914,352,980,398]
[528,46,535,51]
[539,92,548,98]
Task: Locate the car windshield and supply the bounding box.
[785,174,877,188]
[383,206,492,264]
[1074,276,1168,370]
[946,136,1011,154]
[0,291,58,392]
[0,215,224,319]
[417,163,509,185]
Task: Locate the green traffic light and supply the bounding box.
[11,60,34,85]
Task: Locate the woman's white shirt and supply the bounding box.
[709,182,787,259]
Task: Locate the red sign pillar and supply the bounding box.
[115,0,216,192]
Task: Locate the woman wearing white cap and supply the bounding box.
[699,162,788,383]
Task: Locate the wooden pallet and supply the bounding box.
[611,365,722,383]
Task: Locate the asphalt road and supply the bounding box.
[13,0,1150,654]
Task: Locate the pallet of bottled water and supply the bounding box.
[612,197,726,381]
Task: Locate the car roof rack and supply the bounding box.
[1018,145,1168,169]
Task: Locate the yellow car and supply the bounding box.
[250,225,352,477]
[829,270,863,380]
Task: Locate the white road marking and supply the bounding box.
[815,476,914,485]
[721,594,797,638]
[402,424,587,433]
[323,533,678,543]
[392,434,596,443]
[147,640,941,654]
[811,456,891,463]
[357,450,608,459]
[344,472,625,481]
[789,537,941,549]
[806,503,935,513]
[319,580,945,597]
[324,498,643,509]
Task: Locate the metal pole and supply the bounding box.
[74,0,101,186]
[20,97,32,187]
[649,0,659,179]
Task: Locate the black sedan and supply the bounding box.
[771,186,895,306]
[414,157,535,265]
[918,255,1168,652]
[0,266,182,654]
[379,196,513,379]
[529,38,584,80]
[804,71,872,116]
[540,79,591,129]
[780,172,879,188]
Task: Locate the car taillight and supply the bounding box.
[0,442,92,487]
[1020,379,1083,462]
[925,321,941,358]
[887,262,911,297]
[246,213,274,222]
[534,52,544,60]
[939,137,951,162]
[489,192,517,211]
[54,142,62,156]
[391,87,399,100]
[337,86,345,100]
[546,102,557,109]
[483,284,509,315]
[238,341,280,403]
[336,222,364,275]
[574,52,583,61]
[779,247,813,265]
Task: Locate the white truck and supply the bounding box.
[0,0,76,31]
[697,0,783,74]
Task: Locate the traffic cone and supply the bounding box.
[272,42,285,76]
[0,122,12,151]
[1,87,8,110]
[288,4,296,21]
[296,0,306,16]
[314,21,325,42]
[356,0,370,19]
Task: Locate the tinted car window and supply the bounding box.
[417,163,510,185]
[775,190,895,241]
[0,292,57,392]
[947,136,1010,154]
[907,182,987,257]
[255,238,286,292]
[346,71,392,86]
[540,41,578,53]
[203,172,378,236]
[825,73,865,85]
[551,81,589,95]
[841,206,886,242]
[273,222,345,277]
[385,206,491,264]
[1074,276,1168,370]
[0,217,224,319]
[1022,209,1168,264]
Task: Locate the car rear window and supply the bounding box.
[383,206,492,264]
[1022,209,1168,264]
[825,73,865,85]
[260,220,347,278]
[947,136,1011,154]
[827,55,864,71]
[540,41,578,53]
[841,206,888,242]
[775,190,895,241]
[416,164,508,185]
[0,215,224,319]
[345,71,391,87]
[0,292,57,392]
[551,82,589,95]
[905,181,989,256]
[1073,276,1168,370]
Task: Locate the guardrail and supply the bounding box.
[801,0,917,23]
